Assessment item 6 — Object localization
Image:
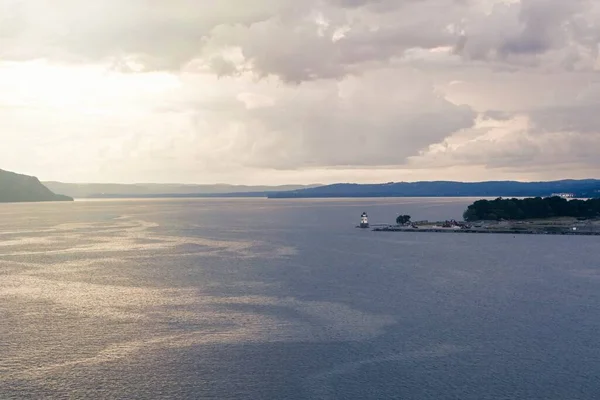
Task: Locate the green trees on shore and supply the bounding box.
[463,197,600,221]
[396,215,412,225]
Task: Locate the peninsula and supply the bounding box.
[0,169,73,203]
[372,196,600,236]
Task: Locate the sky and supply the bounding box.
[1,0,599,184]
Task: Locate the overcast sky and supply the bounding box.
[1,0,599,184]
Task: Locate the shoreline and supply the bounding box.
[372,226,600,236]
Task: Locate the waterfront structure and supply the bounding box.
[359,212,369,228]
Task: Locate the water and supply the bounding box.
[1,198,599,399]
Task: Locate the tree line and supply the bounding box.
[463,197,600,221]
[396,215,412,225]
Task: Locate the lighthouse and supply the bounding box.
[359,212,369,228]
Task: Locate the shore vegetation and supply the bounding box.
[464,196,600,221]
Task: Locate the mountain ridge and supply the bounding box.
[267,179,600,198]
[42,182,322,199]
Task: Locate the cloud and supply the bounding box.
[527,81,600,134]
[234,69,476,169]
[411,110,600,174]
[0,0,599,183]
[0,0,295,66]
[2,0,598,79]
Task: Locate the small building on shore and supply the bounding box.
[551,193,575,198]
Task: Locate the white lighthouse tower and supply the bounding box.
[359,212,369,228]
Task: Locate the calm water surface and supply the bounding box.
[1,198,599,399]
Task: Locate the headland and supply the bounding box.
[369,196,600,236]
[0,169,73,203]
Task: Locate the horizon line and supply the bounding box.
[41,178,600,186]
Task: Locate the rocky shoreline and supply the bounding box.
[373,226,600,236]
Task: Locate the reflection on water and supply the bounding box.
[1,198,600,399]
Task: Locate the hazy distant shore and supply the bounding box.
[268,180,600,199]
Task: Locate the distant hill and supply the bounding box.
[0,170,73,203]
[42,182,322,199]
[268,180,600,198]
[87,191,283,199]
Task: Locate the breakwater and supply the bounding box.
[373,226,600,236]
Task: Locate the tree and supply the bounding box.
[396,215,412,225]
[463,196,600,221]
[463,208,478,222]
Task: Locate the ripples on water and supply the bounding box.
[1,198,600,399]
